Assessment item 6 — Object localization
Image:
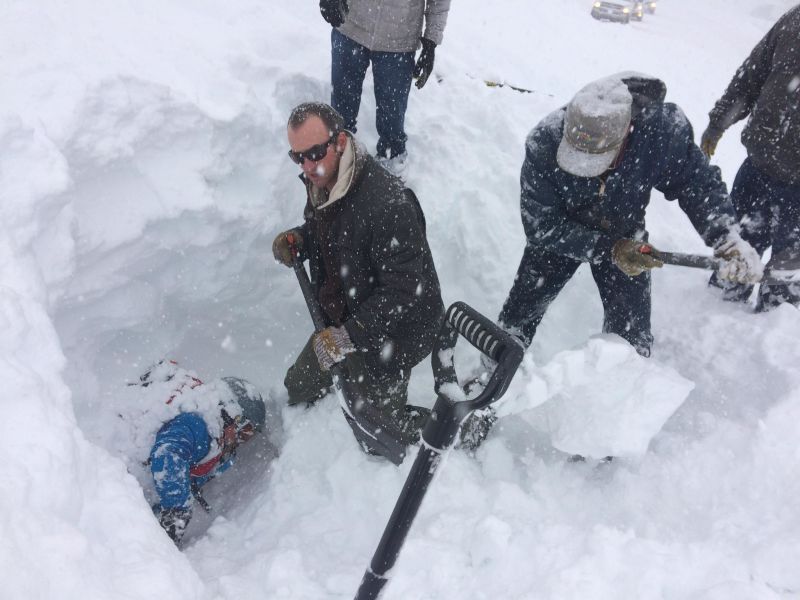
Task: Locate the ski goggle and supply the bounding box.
[287,134,337,165]
[220,411,256,447]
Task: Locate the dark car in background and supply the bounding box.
[591,1,631,23]
[645,0,657,14]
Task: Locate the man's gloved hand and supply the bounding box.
[320,0,348,27]
[313,325,356,371]
[700,126,724,158]
[272,230,302,267]
[714,233,764,284]
[611,239,664,277]
[158,506,192,545]
[413,38,436,89]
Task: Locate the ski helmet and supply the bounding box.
[222,377,266,431]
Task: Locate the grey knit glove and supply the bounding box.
[313,326,356,371]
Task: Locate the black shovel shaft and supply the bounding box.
[654,250,800,286]
[286,238,411,465]
[355,444,440,600]
[655,251,717,270]
[290,263,327,332]
[354,302,524,600]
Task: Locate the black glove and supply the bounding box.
[413,38,436,89]
[158,506,192,545]
[272,229,303,267]
[320,0,348,27]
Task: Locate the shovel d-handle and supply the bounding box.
[354,302,524,600]
[428,301,525,450]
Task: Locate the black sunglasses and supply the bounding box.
[288,134,337,165]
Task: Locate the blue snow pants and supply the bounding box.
[498,244,653,356]
[330,29,415,159]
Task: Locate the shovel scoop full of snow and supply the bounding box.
[528,335,693,459]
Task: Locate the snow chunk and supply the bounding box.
[502,337,693,459]
[538,336,692,458]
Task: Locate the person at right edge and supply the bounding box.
[317,0,450,176]
[495,73,762,360]
[700,4,800,311]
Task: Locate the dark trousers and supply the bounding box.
[284,334,418,421]
[712,157,800,309]
[330,29,415,158]
[498,245,653,356]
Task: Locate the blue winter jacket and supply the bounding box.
[520,76,736,262]
[149,412,233,510]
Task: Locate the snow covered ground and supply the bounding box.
[2,0,800,598]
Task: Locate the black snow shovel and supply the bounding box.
[652,249,800,286]
[287,234,418,466]
[354,301,524,600]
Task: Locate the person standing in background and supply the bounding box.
[318,0,451,175]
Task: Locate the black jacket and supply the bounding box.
[521,75,735,262]
[295,140,444,373]
[708,5,800,184]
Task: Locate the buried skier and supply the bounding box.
[128,360,269,545]
[272,101,444,452]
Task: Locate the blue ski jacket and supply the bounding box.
[520,75,736,262]
[149,412,233,510]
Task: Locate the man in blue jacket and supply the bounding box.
[497,73,762,357]
[142,362,268,545]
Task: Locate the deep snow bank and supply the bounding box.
[3,0,800,598]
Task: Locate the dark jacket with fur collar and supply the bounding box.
[294,137,443,373]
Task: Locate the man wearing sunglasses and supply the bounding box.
[122,360,270,546]
[318,0,451,175]
[273,102,443,444]
[495,73,762,358]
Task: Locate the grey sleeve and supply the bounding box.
[423,0,451,45]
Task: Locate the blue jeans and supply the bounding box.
[498,245,653,356]
[331,29,415,158]
[712,157,800,310]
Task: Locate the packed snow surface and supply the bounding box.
[2,0,799,598]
